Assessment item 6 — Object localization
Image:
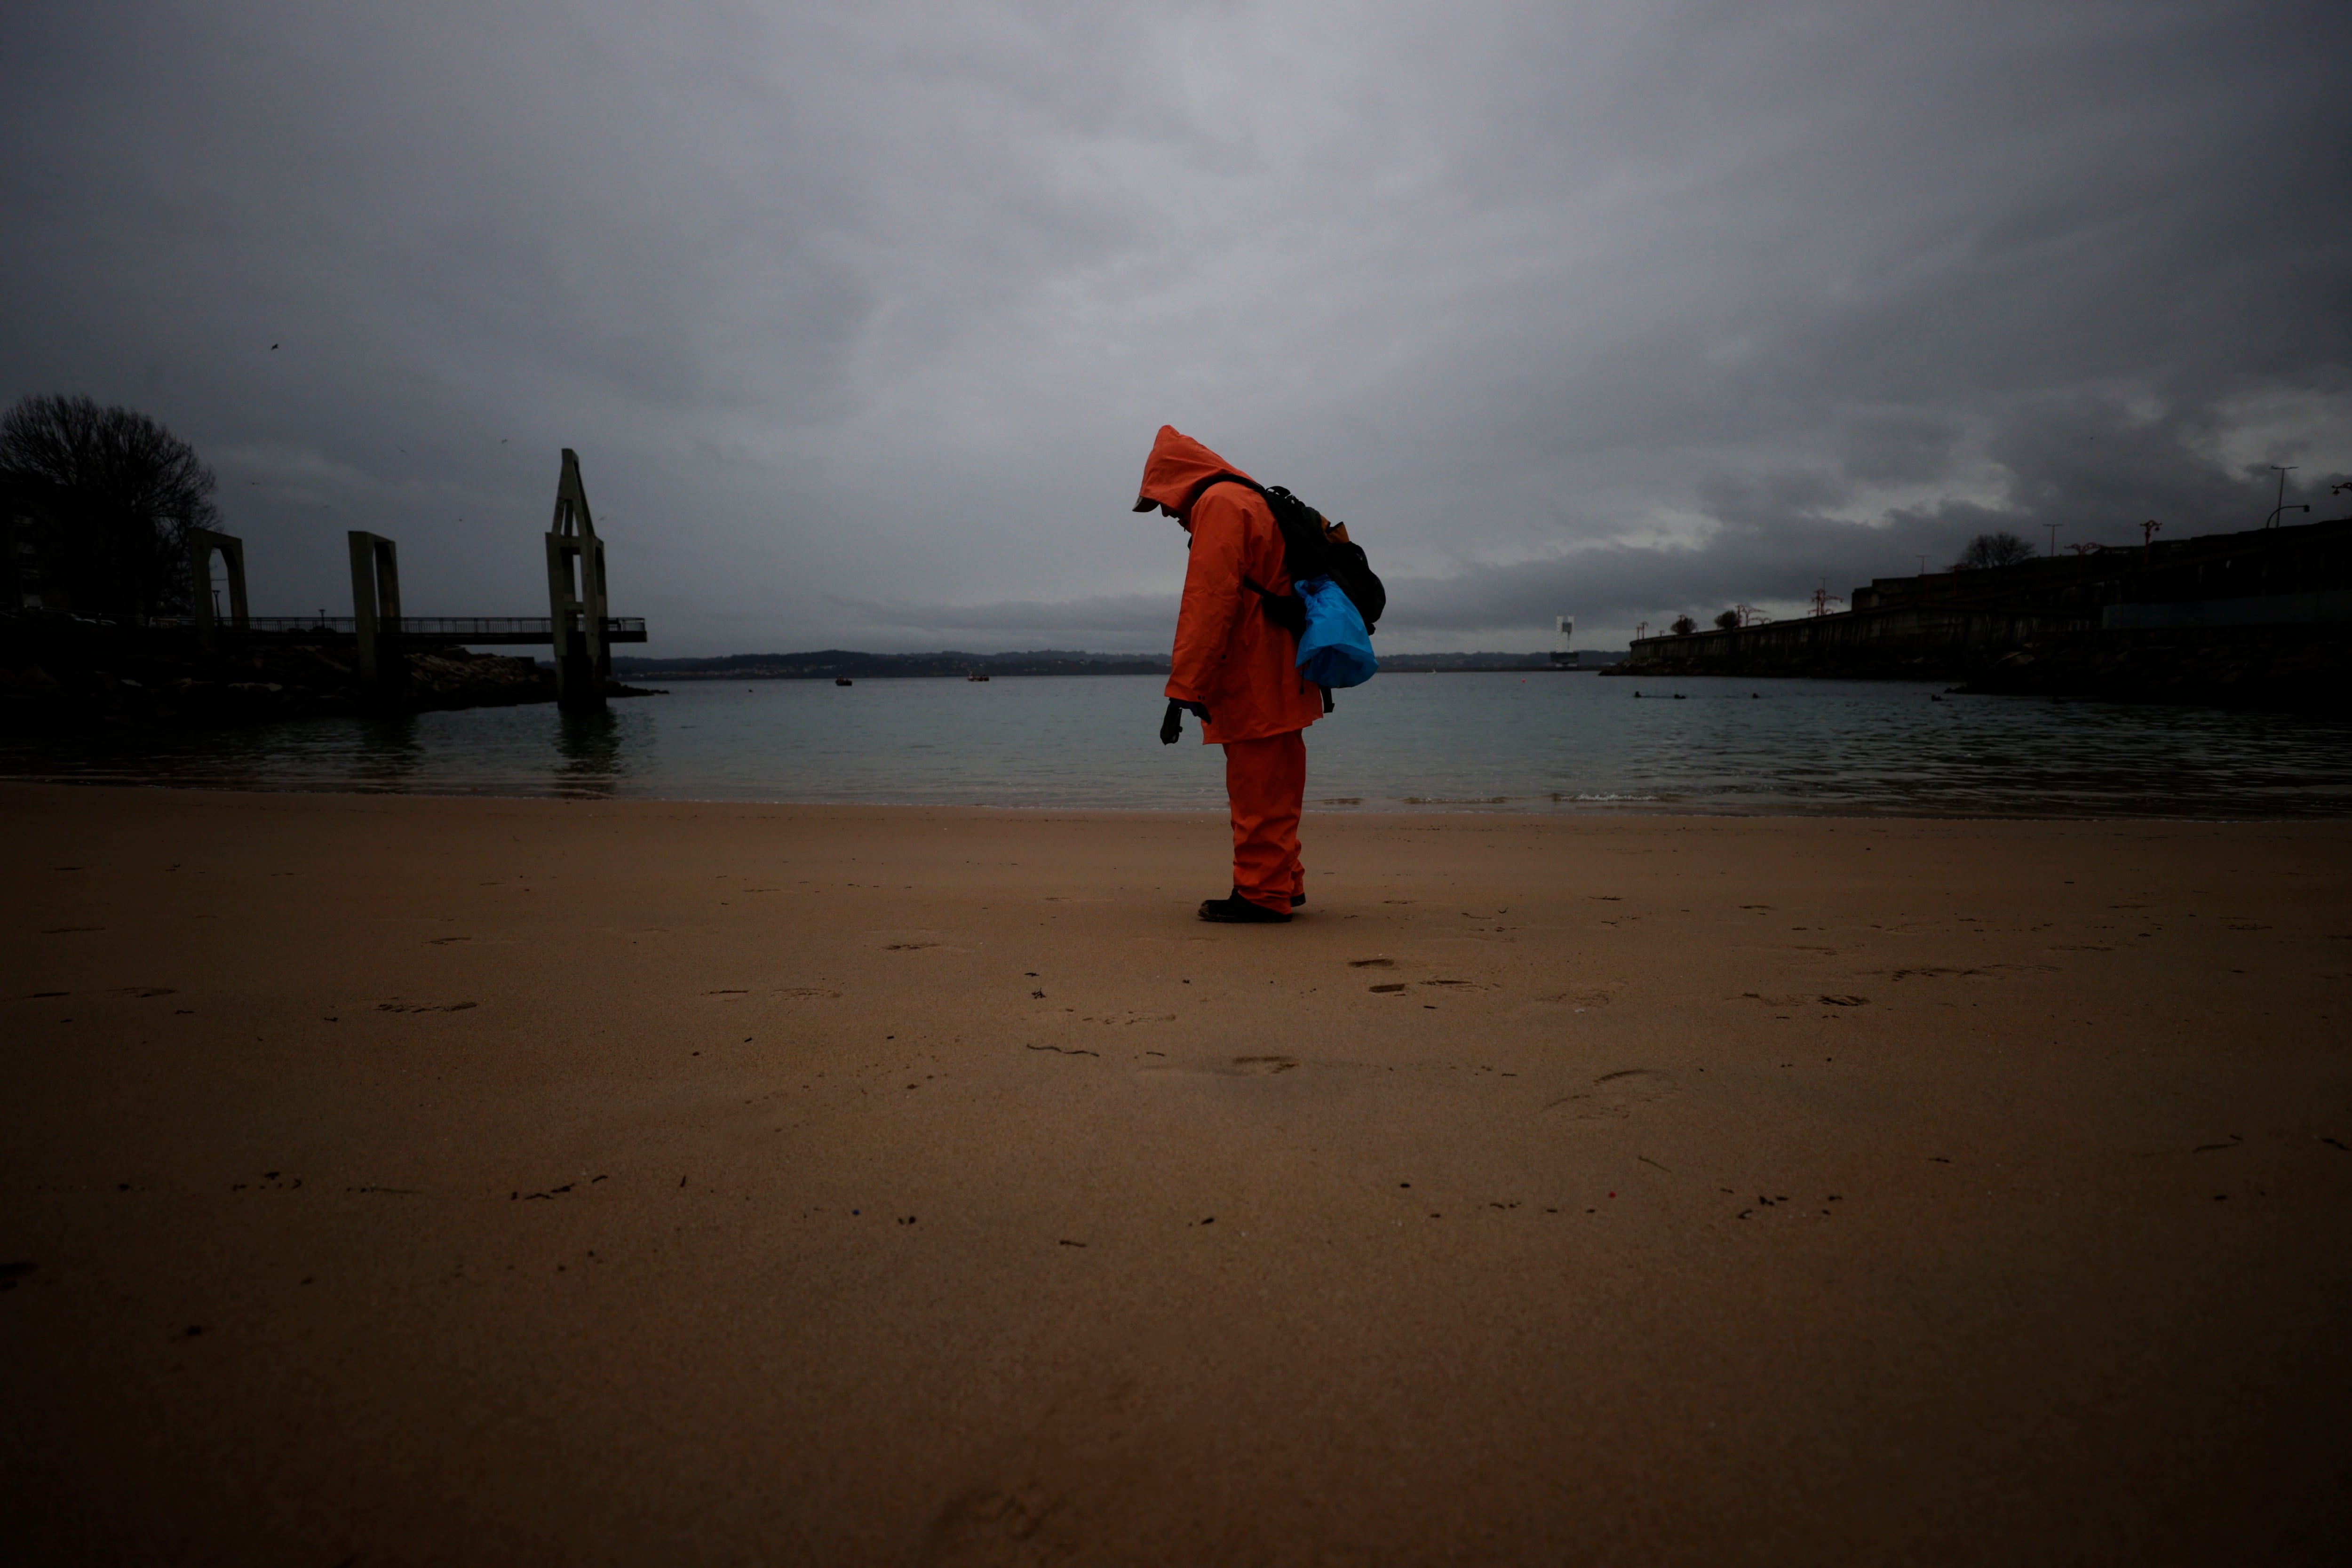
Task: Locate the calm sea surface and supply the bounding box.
[6,672,2351,818]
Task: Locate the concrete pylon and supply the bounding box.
[348,531,403,692]
[188,528,249,649]
[544,448,610,711]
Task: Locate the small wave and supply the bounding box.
[1549,791,1669,803]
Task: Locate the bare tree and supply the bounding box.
[1956,530,2036,570]
[0,394,218,618]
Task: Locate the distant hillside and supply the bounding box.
[608,647,1628,679]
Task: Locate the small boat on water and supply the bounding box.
[967,674,991,682]
[835,677,852,686]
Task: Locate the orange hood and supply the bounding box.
[1132,425,1255,516]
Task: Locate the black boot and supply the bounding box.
[1198,892,1292,924]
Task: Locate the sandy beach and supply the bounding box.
[3,782,2349,1564]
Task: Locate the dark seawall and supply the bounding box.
[1616,516,2352,711]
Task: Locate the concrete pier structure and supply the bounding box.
[544,449,610,712]
[347,531,403,692]
[187,528,248,649]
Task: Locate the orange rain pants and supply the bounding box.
[1224,729,1306,911]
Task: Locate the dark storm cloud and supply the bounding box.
[2,0,2345,653]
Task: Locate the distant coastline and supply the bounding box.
[607,648,1627,680]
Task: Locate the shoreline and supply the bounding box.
[4,770,2350,824]
[6,784,2349,1561]
[12,672,2352,824]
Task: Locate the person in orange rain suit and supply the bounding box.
[1134,425,1325,924]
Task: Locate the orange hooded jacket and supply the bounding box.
[1136,425,1325,745]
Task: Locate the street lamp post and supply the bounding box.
[2269,465,2298,527]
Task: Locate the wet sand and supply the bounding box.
[4,783,2349,1564]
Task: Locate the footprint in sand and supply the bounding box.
[1876,963,2058,980]
[1136,1054,1302,1077]
[702,987,839,1001]
[1546,1068,1677,1120]
[917,1482,1067,1568]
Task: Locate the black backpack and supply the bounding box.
[1194,474,1386,637]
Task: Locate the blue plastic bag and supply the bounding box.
[1293,575,1377,689]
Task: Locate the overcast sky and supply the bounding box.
[4,0,2347,653]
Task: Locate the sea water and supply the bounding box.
[8,672,2352,818]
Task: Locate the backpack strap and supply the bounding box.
[1182,471,1262,511]
[1198,474,1315,634]
[1241,575,1307,634]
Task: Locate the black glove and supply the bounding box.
[1159,699,1209,745]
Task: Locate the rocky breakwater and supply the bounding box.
[0,614,657,731]
[1961,625,2352,713]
